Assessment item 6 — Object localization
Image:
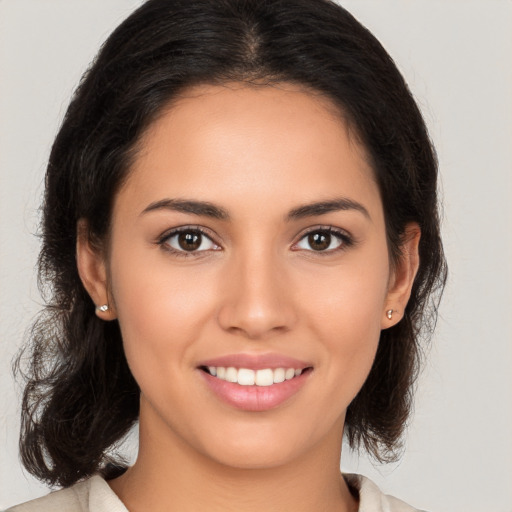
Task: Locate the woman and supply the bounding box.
[8,0,446,510]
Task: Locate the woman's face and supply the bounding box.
[93,82,405,468]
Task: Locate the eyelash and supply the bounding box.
[157,226,218,259]
[157,225,354,258]
[293,226,354,255]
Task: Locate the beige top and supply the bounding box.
[6,473,425,512]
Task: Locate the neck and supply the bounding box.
[109,403,358,512]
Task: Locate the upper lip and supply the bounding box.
[197,353,312,371]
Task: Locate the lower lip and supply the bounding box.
[199,369,311,412]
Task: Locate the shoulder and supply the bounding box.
[5,475,128,512]
[344,473,428,512]
[6,480,88,512]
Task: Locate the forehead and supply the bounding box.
[117,82,381,221]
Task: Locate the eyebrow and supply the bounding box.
[141,197,370,221]
[286,198,370,221]
[141,198,230,219]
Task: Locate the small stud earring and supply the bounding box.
[96,304,109,313]
[386,309,393,320]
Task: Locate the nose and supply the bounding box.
[216,249,297,340]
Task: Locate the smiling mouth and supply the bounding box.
[199,366,312,387]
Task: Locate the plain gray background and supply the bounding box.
[1,1,511,510]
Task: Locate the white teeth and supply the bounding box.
[285,368,295,380]
[273,368,285,383]
[225,367,238,383]
[255,369,274,386]
[237,368,255,386]
[206,366,305,386]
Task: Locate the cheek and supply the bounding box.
[108,247,218,379]
[298,248,389,405]
[301,243,389,335]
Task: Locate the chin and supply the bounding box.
[190,415,329,471]
[203,441,301,471]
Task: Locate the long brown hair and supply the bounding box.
[16,0,447,488]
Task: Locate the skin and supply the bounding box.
[77,82,420,512]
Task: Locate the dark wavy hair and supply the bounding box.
[16,0,447,488]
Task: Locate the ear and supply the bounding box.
[381,223,421,329]
[76,219,116,320]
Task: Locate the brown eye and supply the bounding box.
[178,232,202,251]
[308,232,331,251]
[295,229,346,253]
[162,228,219,254]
